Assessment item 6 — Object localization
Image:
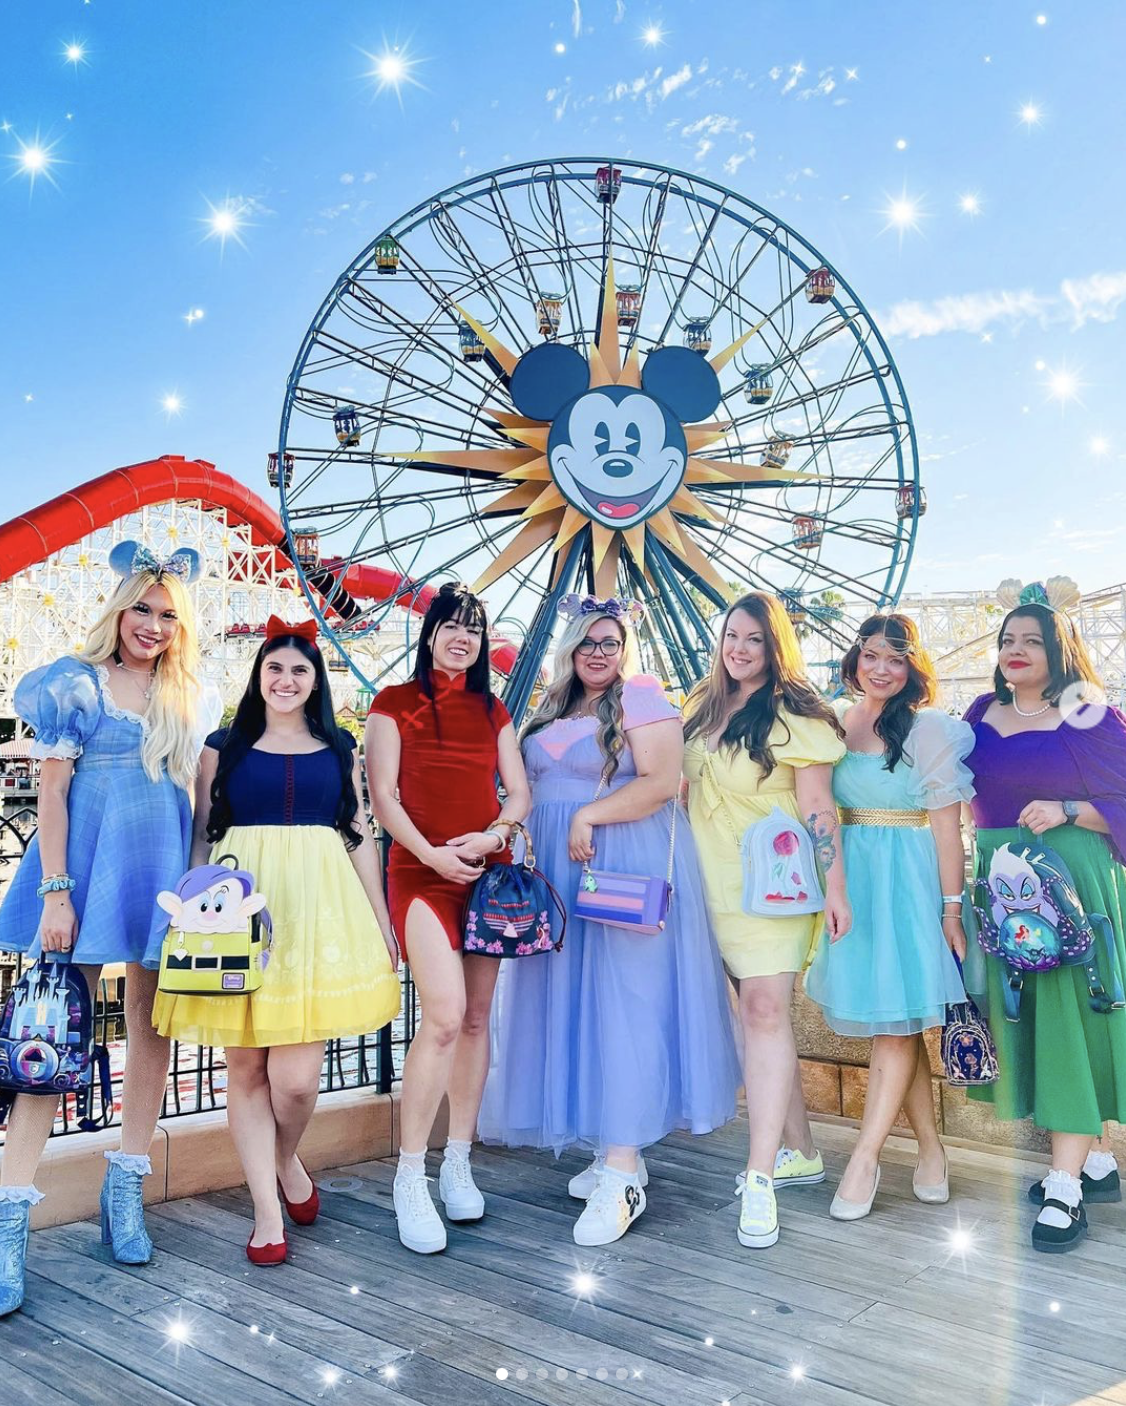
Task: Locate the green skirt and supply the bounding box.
[966,825,1126,1134]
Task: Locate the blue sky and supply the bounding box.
[3,0,1124,598]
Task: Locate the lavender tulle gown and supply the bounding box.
[479,675,740,1155]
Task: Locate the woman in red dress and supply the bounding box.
[364,583,531,1254]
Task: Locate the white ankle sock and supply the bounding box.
[1084,1149,1117,1179]
[600,1164,640,1189]
[1038,1169,1082,1229]
[396,1149,427,1179]
[444,1138,472,1163]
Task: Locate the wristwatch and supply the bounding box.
[1062,800,1080,826]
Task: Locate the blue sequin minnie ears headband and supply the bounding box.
[996,576,1080,617]
[108,539,202,585]
[557,593,647,628]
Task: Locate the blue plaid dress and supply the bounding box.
[0,657,193,968]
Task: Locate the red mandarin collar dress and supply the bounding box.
[368,672,511,959]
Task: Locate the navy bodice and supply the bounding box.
[207,729,352,828]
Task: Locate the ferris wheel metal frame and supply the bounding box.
[276,156,921,717]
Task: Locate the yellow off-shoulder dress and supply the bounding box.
[683,709,845,979]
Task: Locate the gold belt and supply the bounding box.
[839,807,929,828]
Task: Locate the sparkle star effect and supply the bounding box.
[165,1319,191,1344]
[789,1364,806,1381]
[880,190,926,244]
[554,41,566,53]
[161,392,185,418]
[201,197,251,253]
[10,133,63,193]
[895,138,908,151]
[363,44,423,100]
[1044,364,1084,407]
[571,1271,599,1298]
[388,256,819,604]
[1018,101,1043,129]
[1090,436,1110,456]
[0,120,11,133]
[845,67,859,80]
[1036,13,1048,24]
[62,39,89,67]
[320,1366,341,1386]
[642,24,666,46]
[184,308,205,326]
[958,192,982,216]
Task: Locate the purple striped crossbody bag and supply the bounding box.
[572,771,678,936]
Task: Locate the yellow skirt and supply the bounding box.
[153,825,401,1048]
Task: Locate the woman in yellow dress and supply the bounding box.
[683,593,849,1250]
[154,618,400,1263]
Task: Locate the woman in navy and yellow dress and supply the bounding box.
[0,542,217,1317]
[154,617,400,1265]
[805,614,972,1221]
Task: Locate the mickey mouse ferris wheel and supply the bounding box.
[276,156,921,713]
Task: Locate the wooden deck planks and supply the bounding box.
[9,1112,1126,1406]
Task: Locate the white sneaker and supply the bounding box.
[568,1153,649,1200]
[393,1173,447,1254]
[736,1171,779,1248]
[439,1155,485,1222]
[573,1170,646,1246]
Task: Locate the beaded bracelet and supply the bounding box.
[37,873,76,897]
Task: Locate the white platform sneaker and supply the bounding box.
[572,1169,646,1246]
[439,1155,485,1222]
[568,1153,649,1200]
[393,1173,447,1254]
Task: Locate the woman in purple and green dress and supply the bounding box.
[963,578,1126,1253]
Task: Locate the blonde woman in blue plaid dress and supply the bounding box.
[0,543,217,1317]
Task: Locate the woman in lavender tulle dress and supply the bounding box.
[480,595,739,1248]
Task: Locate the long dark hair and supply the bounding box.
[413,582,495,723]
[208,635,363,850]
[840,613,936,772]
[683,592,842,778]
[993,604,1102,706]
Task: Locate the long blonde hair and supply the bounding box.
[683,592,841,777]
[78,571,202,789]
[522,611,641,780]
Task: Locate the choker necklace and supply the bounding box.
[1012,695,1052,718]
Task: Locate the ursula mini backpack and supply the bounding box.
[0,956,111,1130]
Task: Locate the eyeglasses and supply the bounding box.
[575,638,622,657]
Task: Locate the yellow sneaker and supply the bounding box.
[773,1146,825,1188]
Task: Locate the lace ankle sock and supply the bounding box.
[396,1148,427,1180]
[444,1138,472,1164]
[1084,1149,1118,1179]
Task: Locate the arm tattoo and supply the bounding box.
[806,809,839,873]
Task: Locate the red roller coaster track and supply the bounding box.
[0,455,518,672]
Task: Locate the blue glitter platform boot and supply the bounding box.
[99,1151,153,1264]
[0,1186,43,1316]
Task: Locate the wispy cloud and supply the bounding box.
[572,0,582,38]
[681,113,740,137]
[883,270,1126,338]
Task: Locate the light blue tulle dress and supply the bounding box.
[0,657,199,969]
[479,675,740,1155]
[804,707,974,1036]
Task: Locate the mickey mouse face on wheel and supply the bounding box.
[508,342,722,531]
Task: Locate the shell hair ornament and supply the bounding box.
[108,539,202,585]
[996,576,1081,617]
[557,593,647,628]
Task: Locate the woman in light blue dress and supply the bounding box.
[480,596,739,1248]
[0,542,216,1317]
[805,614,973,1221]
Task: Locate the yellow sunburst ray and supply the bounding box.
[471,511,565,593]
[594,532,622,597]
[618,345,642,389]
[388,447,540,475]
[685,455,820,484]
[481,482,544,517]
[451,304,520,377]
[499,457,552,480]
[707,308,776,374]
[485,408,548,430]
[669,486,722,522]
[586,342,615,389]
[555,505,590,552]
[683,421,732,452]
[496,424,551,451]
[590,523,616,573]
[595,255,622,381]
[522,485,567,518]
[623,523,646,575]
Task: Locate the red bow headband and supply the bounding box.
[265,615,318,645]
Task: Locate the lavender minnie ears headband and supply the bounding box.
[997,576,1080,617]
[109,539,202,585]
[557,593,647,628]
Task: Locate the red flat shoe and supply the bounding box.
[278,1157,320,1226]
[246,1231,287,1266]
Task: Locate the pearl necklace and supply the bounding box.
[1012,695,1052,718]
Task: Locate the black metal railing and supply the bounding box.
[0,810,418,1138]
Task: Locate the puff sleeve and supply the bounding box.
[772,709,846,769]
[622,674,680,730]
[904,707,976,809]
[14,657,101,761]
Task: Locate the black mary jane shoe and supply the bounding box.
[1031,1199,1088,1254]
[1028,1166,1120,1205]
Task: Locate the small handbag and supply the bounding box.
[739,805,825,917]
[942,958,1000,1087]
[573,772,678,936]
[156,854,273,996]
[464,823,567,958]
